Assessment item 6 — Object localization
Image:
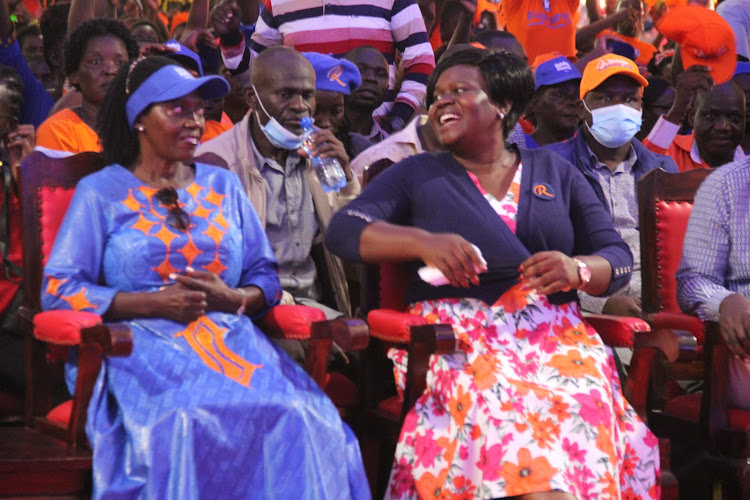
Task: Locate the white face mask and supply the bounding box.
[583,101,643,148]
[252,85,310,150]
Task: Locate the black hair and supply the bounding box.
[127,18,170,44]
[39,2,70,71]
[0,65,24,120]
[15,22,40,49]
[97,55,177,168]
[471,29,518,47]
[426,48,534,138]
[63,18,140,77]
[642,75,672,106]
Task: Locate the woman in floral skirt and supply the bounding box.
[326,48,659,500]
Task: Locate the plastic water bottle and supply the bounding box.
[301,117,347,193]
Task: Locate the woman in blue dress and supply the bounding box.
[41,55,369,499]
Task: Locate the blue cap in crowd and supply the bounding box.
[164,39,204,76]
[734,62,750,77]
[126,64,229,127]
[534,56,582,90]
[302,52,361,95]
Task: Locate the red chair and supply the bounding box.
[635,169,711,439]
[0,151,366,496]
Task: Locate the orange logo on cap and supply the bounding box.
[596,57,632,71]
[327,66,345,87]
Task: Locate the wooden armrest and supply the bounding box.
[402,324,457,418]
[311,318,369,352]
[583,312,650,348]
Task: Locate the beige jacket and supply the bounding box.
[196,112,360,315]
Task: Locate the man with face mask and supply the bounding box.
[196,47,359,350]
[545,54,677,322]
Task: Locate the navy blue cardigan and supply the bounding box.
[325,147,633,306]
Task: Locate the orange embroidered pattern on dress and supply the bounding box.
[118,184,229,282]
[175,316,262,387]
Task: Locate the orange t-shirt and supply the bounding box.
[36,109,101,154]
[597,29,658,67]
[201,120,233,143]
[505,0,579,64]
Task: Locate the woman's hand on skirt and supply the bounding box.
[519,251,579,295]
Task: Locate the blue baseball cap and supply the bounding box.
[164,39,203,76]
[534,56,582,90]
[126,63,229,127]
[734,62,750,77]
[302,52,361,95]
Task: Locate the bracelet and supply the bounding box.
[235,288,248,316]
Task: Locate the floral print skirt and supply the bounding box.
[385,283,660,500]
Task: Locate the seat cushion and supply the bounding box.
[378,395,402,419]
[324,373,358,408]
[728,408,750,430]
[260,305,326,340]
[46,399,73,426]
[663,393,702,422]
[33,310,102,345]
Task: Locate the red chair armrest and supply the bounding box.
[583,313,650,348]
[648,311,705,343]
[259,305,327,340]
[33,310,103,345]
[311,318,369,352]
[367,309,428,343]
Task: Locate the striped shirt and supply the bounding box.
[246,0,435,124]
[677,156,750,322]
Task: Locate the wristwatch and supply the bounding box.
[573,258,591,290]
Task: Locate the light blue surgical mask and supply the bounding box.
[583,101,642,148]
[252,85,310,150]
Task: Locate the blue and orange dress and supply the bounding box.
[42,163,369,499]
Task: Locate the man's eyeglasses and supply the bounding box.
[155,187,191,232]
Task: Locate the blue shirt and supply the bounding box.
[0,40,54,128]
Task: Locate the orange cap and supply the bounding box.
[580,54,649,99]
[658,6,737,84]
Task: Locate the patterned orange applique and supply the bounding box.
[61,288,96,311]
[175,316,262,387]
[153,225,179,247]
[45,276,66,296]
[204,253,228,276]
[192,203,213,219]
[178,235,203,267]
[500,448,557,496]
[213,211,228,230]
[120,189,142,211]
[131,214,157,235]
[203,187,225,208]
[185,183,202,199]
[203,223,225,246]
[153,255,178,282]
[548,349,599,379]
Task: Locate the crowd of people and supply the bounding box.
[1,0,749,498]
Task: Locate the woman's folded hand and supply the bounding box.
[170,267,238,314]
[419,233,487,288]
[519,251,579,295]
[153,283,208,323]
